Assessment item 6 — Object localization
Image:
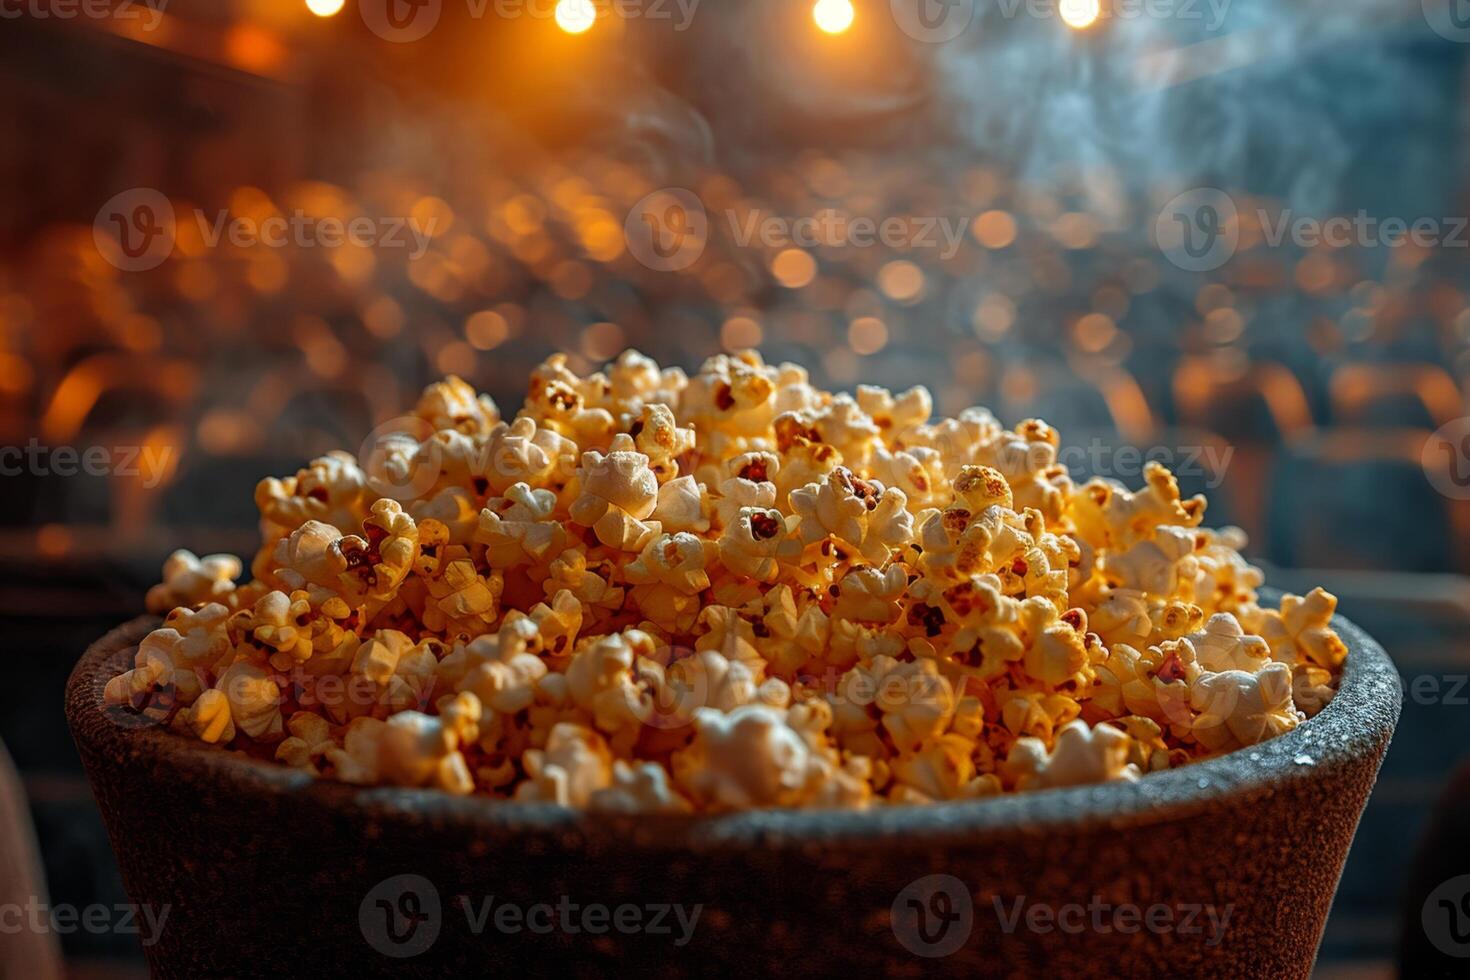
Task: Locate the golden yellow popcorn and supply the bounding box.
[120,350,1348,812]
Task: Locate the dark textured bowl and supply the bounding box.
[67,600,1400,979]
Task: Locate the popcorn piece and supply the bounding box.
[590,761,693,815]
[673,704,821,810]
[652,475,711,533]
[415,375,500,434]
[217,661,284,741]
[1187,613,1270,673]
[475,483,568,567]
[790,467,913,564]
[1004,720,1141,790]
[516,722,614,807]
[1259,588,1348,670]
[718,507,798,583]
[570,449,661,550]
[146,550,243,614]
[254,452,369,536]
[1190,663,1302,752]
[378,694,482,796]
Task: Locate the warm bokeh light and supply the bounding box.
[813,0,854,35]
[1059,0,1102,29]
[555,0,597,34]
[771,248,817,289]
[305,0,344,16]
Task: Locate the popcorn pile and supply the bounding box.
[108,351,1347,812]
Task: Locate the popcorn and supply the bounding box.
[1187,613,1270,673]
[673,704,822,810]
[1190,664,1302,752]
[146,550,243,614]
[1259,588,1348,670]
[378,694,481,795]
[217,661,284,741]
[415,375,500,435]
[134,351,1348,811]
[590,760,693,814]
[717,507,798,583]
[187,689,236,745]
[570,449,661,550]
[516,722,614,806]
[790,467,913,564]
[254,452,370,537]
[1004,720,1141,790]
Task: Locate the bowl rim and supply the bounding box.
[66,592,1401,849]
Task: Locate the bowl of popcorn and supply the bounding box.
[68,351,1399,977]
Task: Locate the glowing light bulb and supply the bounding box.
[555,0,597,34]
[813,0,854,35]
[305,0,345,16]
[1059,0,1101,29]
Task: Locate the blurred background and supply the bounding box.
[1,0,1468,974]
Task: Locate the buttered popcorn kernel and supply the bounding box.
[123,351,1347,812]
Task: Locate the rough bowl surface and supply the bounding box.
[66,598,1400,979]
